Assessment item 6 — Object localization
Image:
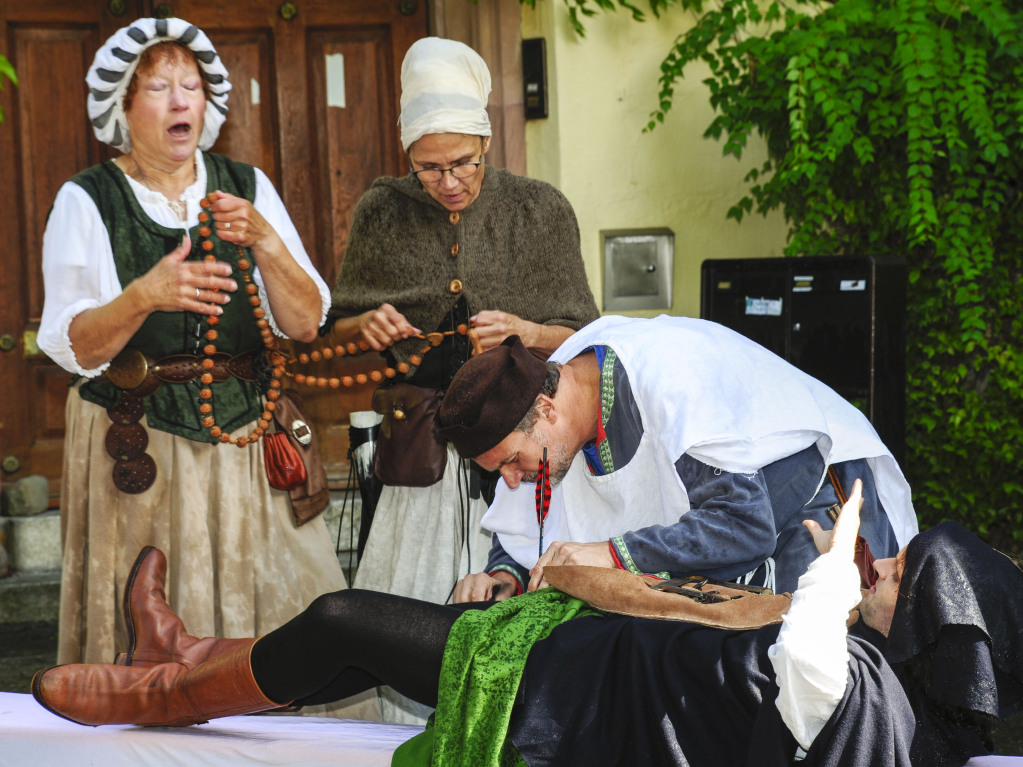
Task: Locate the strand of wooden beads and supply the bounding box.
[196,193,283,447]
[288,325,475,389]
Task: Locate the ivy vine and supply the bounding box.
[526,0,1023,550]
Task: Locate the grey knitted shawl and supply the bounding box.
[328,167,599,363]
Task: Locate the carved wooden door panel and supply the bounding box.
[0,0,428,496]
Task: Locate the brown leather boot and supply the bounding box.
[33,640,279,727]
[118,546,250,669]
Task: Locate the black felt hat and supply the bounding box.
[436,335,548,458]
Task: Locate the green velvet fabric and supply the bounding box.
[73,153,266,442]
[391,589,596,767]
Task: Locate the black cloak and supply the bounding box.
[887,521,1023,765]
[507,522,1023,767]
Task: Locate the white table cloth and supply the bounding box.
[0,692,421,766]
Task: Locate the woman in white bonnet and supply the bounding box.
[35,19,353,711]
[328,37,598,722]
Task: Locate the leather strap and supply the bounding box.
[827,465,848,505]
[102,348,264,494]
[105,348,264,392]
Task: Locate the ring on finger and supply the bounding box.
[223,221,231,230]
[196,287,201,301]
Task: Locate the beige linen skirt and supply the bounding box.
[57,389,379,719]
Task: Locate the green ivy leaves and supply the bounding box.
[540,0,1023,549]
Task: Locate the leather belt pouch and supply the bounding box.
[371,383,447,487]
[272,389,329,526]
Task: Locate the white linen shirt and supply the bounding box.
[768,550,864,751]
[37,150,330,377]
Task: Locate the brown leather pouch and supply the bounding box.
[272,389,329,526]
[543,566,792,630]
[371,383,447,487]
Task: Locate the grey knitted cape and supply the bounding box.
[328,166,599,362]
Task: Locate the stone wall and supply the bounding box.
[0,476,60,623]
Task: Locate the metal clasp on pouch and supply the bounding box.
[290,419,312,446]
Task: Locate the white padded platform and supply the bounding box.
[1,691,1019,765]
[0,692,421,767]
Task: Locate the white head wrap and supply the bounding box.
[399,37,491,151]
[85,17,230,153]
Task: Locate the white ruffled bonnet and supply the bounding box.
[399,37,491,151]
[85,17,231,153]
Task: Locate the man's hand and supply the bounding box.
[803,479,863,556]
[828,478,862,555]
[452,570,519,603]
[801,520,834,556]
[528,540,615,592]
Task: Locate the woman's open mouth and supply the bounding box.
[168,122,192,138]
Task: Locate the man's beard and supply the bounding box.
[520,426,574,487]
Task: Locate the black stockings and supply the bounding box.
[250,589,486,708]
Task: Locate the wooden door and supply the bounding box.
[0,0,428,495]
[0,0,125,501]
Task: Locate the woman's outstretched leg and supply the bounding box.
[252,589,482,708]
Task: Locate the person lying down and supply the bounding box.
[32,480,1023,766]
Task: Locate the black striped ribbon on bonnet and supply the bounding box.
[85,17,231,152]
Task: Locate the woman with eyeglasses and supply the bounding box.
[326,37,599,723]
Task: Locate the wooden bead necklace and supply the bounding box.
[196,192,479,446]
[197,193,282,447]
[286,324,474,391]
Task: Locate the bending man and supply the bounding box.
[441,314,917,600]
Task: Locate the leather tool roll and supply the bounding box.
[543,566,792,630]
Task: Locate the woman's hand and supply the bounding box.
[471,310,574,356]
[68,237,236,371]
[803,479,864,557]
[334,303,420,352]
[469,310,521,351]
[205,190,323,341]
[204,190,276,251]
[801,520,834,557]
[131,236,236,315]
[827,479,863,555]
